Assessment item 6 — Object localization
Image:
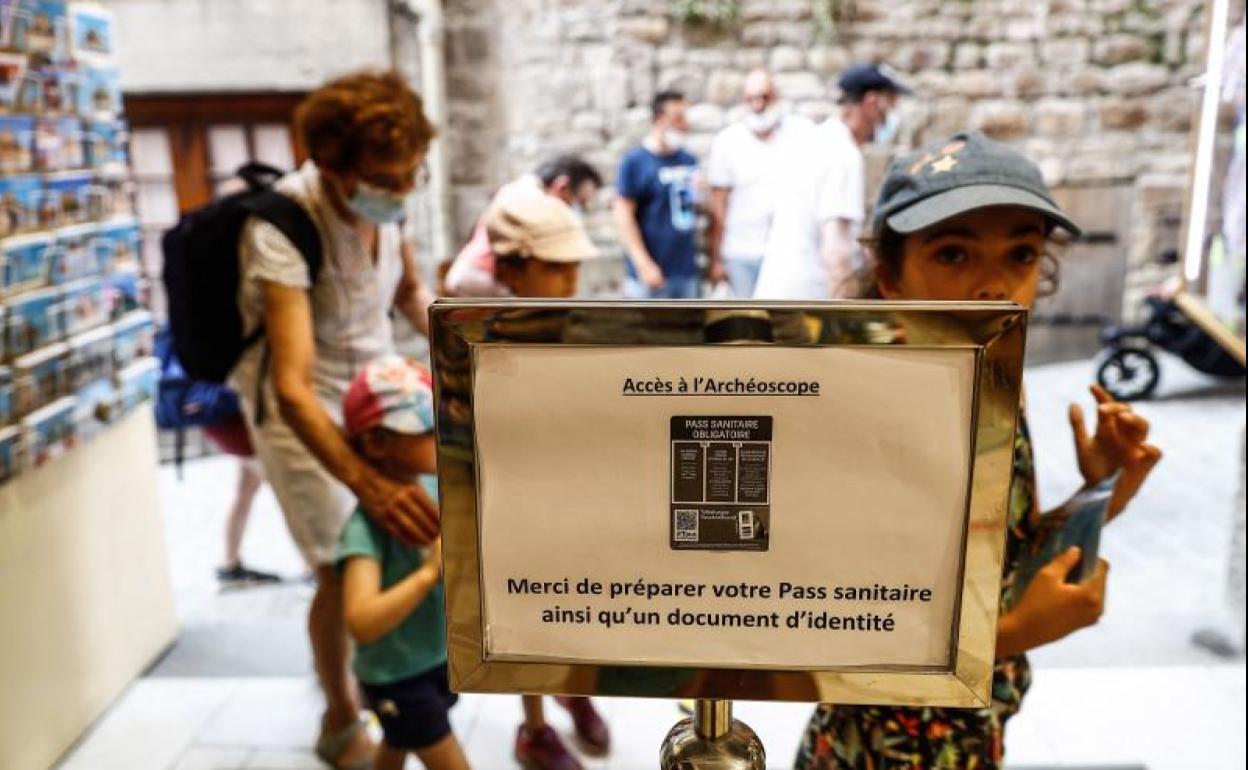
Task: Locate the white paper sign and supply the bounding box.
[473,345,976,671]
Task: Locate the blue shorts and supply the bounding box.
[360,664,458,751]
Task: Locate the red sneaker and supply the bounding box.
[555,696,610,755]
[515,725,584,770]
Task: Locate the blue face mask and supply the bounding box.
[873,111,901,145]
[347,181,411,224]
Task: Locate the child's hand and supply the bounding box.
[1005,547,1108,653]
[423,537,444,580]
[1068,384,1155,486]
[1106,440,1163,521]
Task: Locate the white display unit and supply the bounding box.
[0,405,175,770]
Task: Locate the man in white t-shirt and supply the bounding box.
[754,63,908,300]
[705,69,813,298]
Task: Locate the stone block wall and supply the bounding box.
[102,0,1240,321]
[442,0,1239,319]
[110,0,393,93]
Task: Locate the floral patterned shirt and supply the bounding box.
[795,418,1040,770]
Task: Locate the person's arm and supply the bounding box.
[446,261,510,297]
[707,187,730,284]
[613,195,665,290]
[342,540,442,645]
[703,132,732,273]
[1104,443,1162,522]
[1068,384,1162,522]
[445,220,511,297]
[394,238,434,336]
[995,547,1108,658]
[261,281,438,544]
[819,217,858,298]
[813,143,865,299]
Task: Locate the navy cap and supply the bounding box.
[837,63,911,101]
[871,131,1081,240]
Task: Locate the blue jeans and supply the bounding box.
[624,275,701,299]
[724,257,763,299]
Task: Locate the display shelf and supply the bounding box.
[2,0,147,486]
[0,404,176,770]
[0,7,173,769]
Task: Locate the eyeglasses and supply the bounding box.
[744,91,776,106]
[360,160,431,193]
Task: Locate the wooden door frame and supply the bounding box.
[124,92,308,211]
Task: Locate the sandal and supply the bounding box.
[314,716,374,770]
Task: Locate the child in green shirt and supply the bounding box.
[338,354,469,770]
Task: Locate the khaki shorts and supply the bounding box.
[239,380,355,569]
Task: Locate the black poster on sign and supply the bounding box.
[669,416,772,551]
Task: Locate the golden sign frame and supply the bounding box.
[430,300,1026,708]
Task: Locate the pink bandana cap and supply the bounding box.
[343,354,436,438]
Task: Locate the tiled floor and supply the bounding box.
[54,665,1247,770]
[55,356,1247,770]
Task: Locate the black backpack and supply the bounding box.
[161,162,323,386]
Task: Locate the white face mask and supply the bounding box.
[744,106,782,135]
[873,111,901,145]
[663,130,688,152]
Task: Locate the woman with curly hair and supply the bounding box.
[230,71,440,770]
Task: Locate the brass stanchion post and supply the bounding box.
[659,699,765,769]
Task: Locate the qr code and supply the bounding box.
[738,511,754,540]
[674,509,699,542]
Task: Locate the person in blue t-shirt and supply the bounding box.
[613,89,702,299]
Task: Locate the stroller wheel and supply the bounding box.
[1097,346,1161,401]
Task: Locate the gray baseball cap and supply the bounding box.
[871,131,1081,240]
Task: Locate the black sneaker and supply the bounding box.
[216,563,283,587]
[1193,628,1244,659]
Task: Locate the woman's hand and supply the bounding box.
[1068,384,1155,486]
[997,547,1108,658]
[357,470,440,546]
